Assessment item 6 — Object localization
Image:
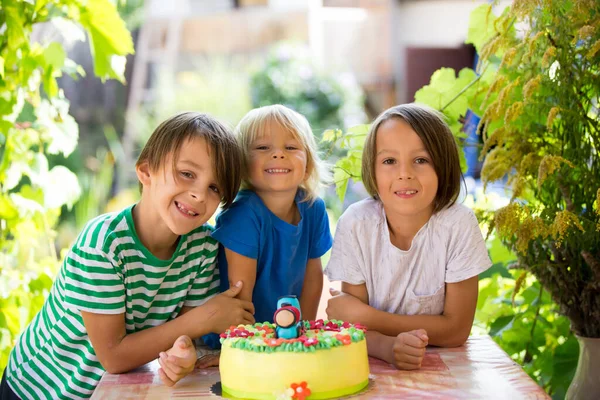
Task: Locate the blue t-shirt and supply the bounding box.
[212,189,332,323]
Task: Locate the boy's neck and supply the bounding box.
[132,198,180,260]
[383,204,434,251]
[254,189,300,225]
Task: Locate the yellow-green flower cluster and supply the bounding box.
[537,155,573,189]
[551,211,584,247]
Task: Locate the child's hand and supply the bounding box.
[158,335,196,386]
[391,329,429,370]
[196,353,220,368]
[203,281,256,333]
[326,288,367,322]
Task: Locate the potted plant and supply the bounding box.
[326,1,599,397]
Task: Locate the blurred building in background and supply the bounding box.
[60,0,508,190]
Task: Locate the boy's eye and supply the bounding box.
[382,158,396,165]
[286,146,298,150]
[180,171,194,179]
[255,145,269,150]
[209,185,220,194]
[415,157,429,164]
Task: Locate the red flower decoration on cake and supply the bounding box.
[303,337,319,347]
[324,321,341,332]
[308,319,325,330]
[290,382,311,400]
[354,323,368,331]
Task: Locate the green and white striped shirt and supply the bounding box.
[6,205,220,399]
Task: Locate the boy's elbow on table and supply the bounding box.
[100,357,129,375]
[436,323,470,348]
[97,347,138,375]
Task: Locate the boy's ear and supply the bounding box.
[136,162,152,187]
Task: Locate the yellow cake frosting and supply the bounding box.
[218,320,370,399]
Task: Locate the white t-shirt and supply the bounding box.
[325,198,492,316]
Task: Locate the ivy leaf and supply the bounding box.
[466,4,498,54]
[42,166,81,209]
[78,0,135,82]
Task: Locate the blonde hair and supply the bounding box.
[361,103,463,213]
[235,105,330,203]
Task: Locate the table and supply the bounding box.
[91,336,550,399]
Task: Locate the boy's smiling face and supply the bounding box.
[375,118,439,222]
[138,136,222,236]
[247,121,308,197]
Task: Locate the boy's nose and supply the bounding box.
[190,190,206,203]
[397,164,415,180]
[272,151,285,159]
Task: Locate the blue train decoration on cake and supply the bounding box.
[273,295,302,339]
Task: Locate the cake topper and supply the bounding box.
[273,295,302,339]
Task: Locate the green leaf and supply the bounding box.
[9,193,44,216]
[43,68,59,98]
[489,314,515,337]
[79,0,135,82]
[0,56,4,79]
[479,262,512,280]
[333,167,351,204]
[42,166,82,209]
[321,129,339,143]
[3,1,27,51]
[43,42,66,70]
[466,4,498,54]
[35,99,79,157]
[414,68,476,121]
[0,195,19,220]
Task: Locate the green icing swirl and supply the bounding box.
[220,319,367,353]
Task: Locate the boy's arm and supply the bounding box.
[224,247,257,302]
[328,277,478,347]
[82,283,254,374]
[299,258,324,320]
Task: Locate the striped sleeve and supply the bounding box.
[64,245,126,314]
[183,234,220,307]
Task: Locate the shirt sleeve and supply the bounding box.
[308,197,333,259]
[324,211,366,285]
[184,239,220,307]
[64,246,126,314]
[211,202,260,259]
[445,208,493,283]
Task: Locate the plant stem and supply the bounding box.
[333,166,359,179]
[523,284,544,364]
[440,73,484,113]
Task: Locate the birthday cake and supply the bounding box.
[219,296,370,399]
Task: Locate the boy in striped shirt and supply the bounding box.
[1,112,255,399]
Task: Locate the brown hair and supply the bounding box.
[361,103,463,213]
[136,112,242,208]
